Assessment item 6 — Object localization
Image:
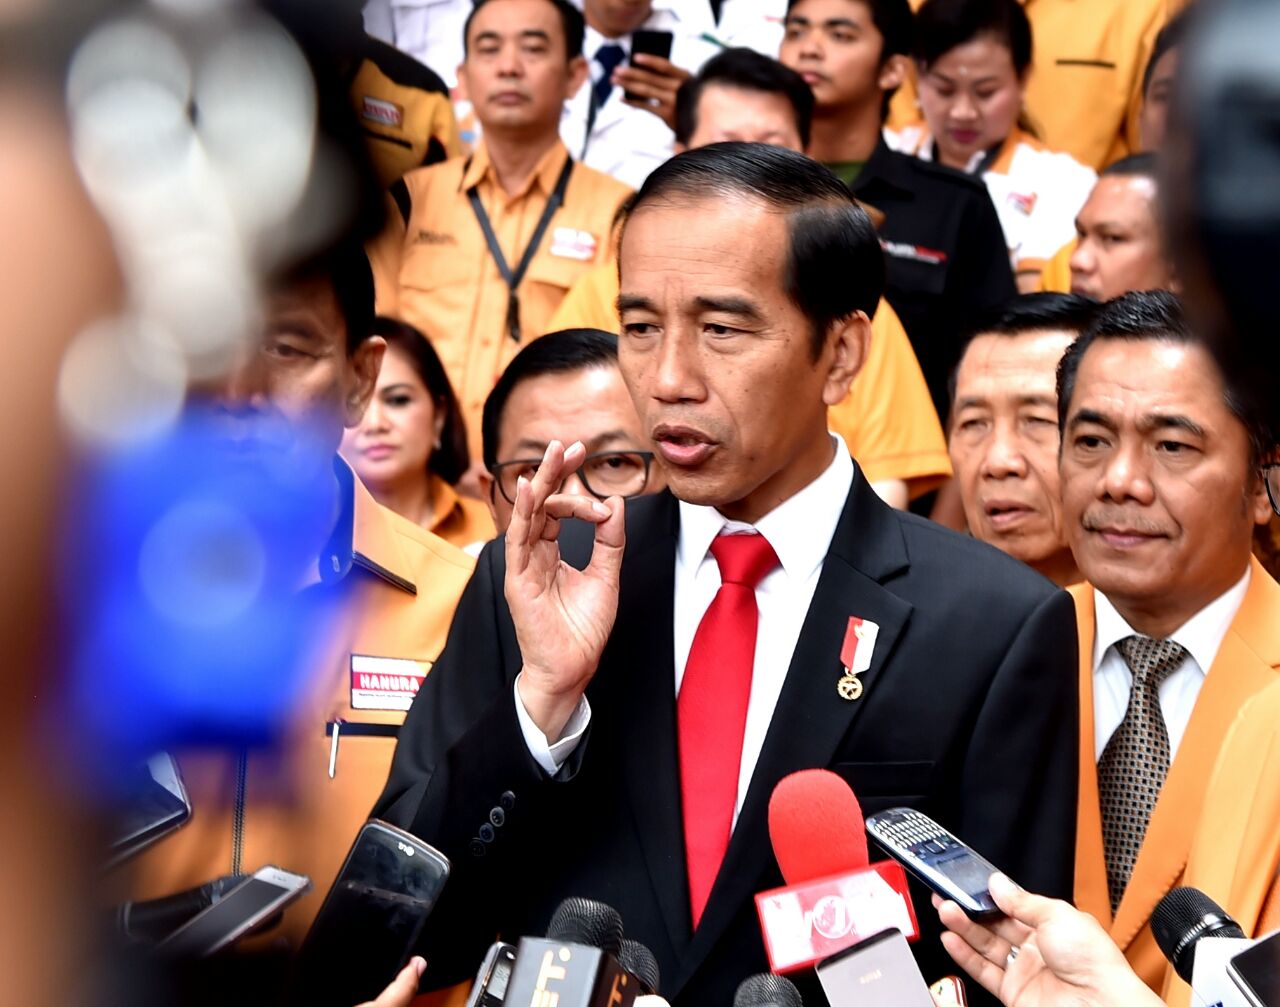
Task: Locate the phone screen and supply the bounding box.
[160,877,296,958]
[1230,935,1280,1005]
[108,754,191,864]
[294,822,449,1007]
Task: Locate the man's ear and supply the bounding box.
[1253,450,1279,525]
[822,311,871,408]
[878,54,909,95]
[477,470,501,524]
[345,335,386,428]
[567,54,590,97]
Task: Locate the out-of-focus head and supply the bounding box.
[675,48,813,151]
[948,293,1097,585]
[341,317,470,495]
[912,0,1031,171]
[617,142,881,522]
[582,0,653,39]
[1057,291,1272,635]
[1139,9,1189,151]
[461,0,588,136]
[1070,154,1175,301]
[480,328,661,532]
[779,0,913,121]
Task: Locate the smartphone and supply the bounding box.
[106,753,192,868]
[1228,931,1280,1007]
[466,941,518,1007]
[156,865,310,958]
[292,819,450,1007]
[930,975,969,1006]
[625,29,674,103]
[865,808,1003,920]
[816,928,935,1006]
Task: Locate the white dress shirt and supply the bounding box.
[1092,568,1251,761]
[362,0,470,88]
[516,438,854,814]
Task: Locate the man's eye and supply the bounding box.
[705,323,738,337]
[1074,434,1106,450]
[265,340,309,360]
[622,322,658,337]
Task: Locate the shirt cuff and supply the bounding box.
[513,674,591,776]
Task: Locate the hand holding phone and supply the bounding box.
[613,30,686,130]
[156,866,310,959]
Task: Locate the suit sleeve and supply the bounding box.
[957,587,1080,902]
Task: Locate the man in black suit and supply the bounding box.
[376,143,1077,1006]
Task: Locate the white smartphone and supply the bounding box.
[816,928,936,1007]
[156,865,310,959]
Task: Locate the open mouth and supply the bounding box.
[652,426,716,467]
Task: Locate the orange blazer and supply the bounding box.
[1072,555,1280,995]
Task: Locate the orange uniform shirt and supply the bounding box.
[548,262,950,498]
[124,468,475,949]
[425,472,494,551]
[1038,238,1075,293]
[370,141,632,458]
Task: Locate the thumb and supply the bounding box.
[988,873,1054,928]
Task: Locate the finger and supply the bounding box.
[936,899,1021,967]
[544,493,613,524]
[629,53,689,78]
[611,76,671,102]
[987,873,1059,936]
[939,931,1005,999]
[362,956,425,1007]
[584,495,627,585]
[505,474,536,576]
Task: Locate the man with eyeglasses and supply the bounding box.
[478,327,665,531]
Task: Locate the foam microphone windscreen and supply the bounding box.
[768,769,869,885]
[546,897,625,956]
[1152,887,1246,984]
[733,973,804,1007]
[619,939,660,995]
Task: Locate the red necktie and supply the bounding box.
[678,532,780,928]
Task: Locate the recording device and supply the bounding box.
[155,865,310,959]
[1228,930,1280,1007]
[467,942,518,1007]
[106,752,191,869]
[865,807,1003,920]
[1152,887,1254,1007]
[732,972,804,1007]
[815,928,936,1006]
[755,770,917,973]
[624,29,674,103]
[502,897,642,1007]
[292,820,450,1007]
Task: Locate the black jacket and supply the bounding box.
[376,472,1078,1006]
[852,139,1017,421]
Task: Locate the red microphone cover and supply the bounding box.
[768,769,869,885]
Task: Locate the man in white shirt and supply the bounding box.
[1058,289,1280,994]
[378,143,1078,1007]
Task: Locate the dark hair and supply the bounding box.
[1056,290,1270,469]
[949,292,1099,406]
[786,0,914,119]
[625,142,884,358]
[374,317,471,484]
[1142,7,1191,97]
[1101,152,1159,180]
[481,329,619,470]
[464,0,585,61]
[674,48,815,149]
[913,0,1033,77]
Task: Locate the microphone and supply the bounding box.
[733,973,804,1007]
[754,769,917,973]
[618,939,660,996]
[501,897,641,1007]
[1152,887,1254,1007]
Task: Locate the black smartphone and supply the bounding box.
[466,941,518,1007]
[865,808,1003,920]
[816,928,936,1006]
[156,866,310,959]
[106,753,192,869]
[625,29,674,103]
[292,819,450,1007]
[1228,931,1280,1007]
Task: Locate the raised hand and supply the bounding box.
[506,440,626,741]
[613,53,691,131]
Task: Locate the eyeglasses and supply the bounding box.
[1264,464,1280,518]
[489,450,656,505]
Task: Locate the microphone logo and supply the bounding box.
[530,947,572,1007]
[810,895,853,940]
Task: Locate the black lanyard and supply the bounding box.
[466,156,574,343]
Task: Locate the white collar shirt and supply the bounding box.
[1092,567,1251,761]
[674,437,854,825]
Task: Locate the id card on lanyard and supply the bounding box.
[466,156,575,343]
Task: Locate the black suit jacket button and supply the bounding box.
[500,790,516,810]
[479,823,496,842]
[489,808,505,827]
[469,839,486,858]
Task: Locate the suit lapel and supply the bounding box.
[1071,585,1111,928]
[674,474,913,990]
[1111,558,1280,948]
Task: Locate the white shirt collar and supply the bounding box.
[676,436,854,582]
[1092,565,1252,676]
[585,24,629,60]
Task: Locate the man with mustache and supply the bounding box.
[1059,290,1280,994]
[378,143,1078,1006]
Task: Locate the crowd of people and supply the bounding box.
[9,0,1279,1005]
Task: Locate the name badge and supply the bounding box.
[549,227,598,261]
[361,96,404,129]
[350,655,432,711]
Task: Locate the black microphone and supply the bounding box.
[732,973,804,1007]
[1151,887,1247,983]
[618,939,660,996]
[502,897,639,1007]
